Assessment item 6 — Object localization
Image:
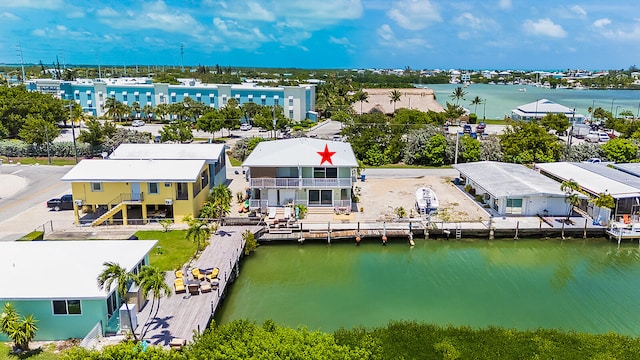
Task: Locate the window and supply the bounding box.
[200,170,209,189]
[313,167,337,178]
[309,190,332,205]
[274,98,279,106]
[53,300,82,315]
[289,110,294,119]
[261,98,266,106]
[90,182,102,192]
[148,182,159,194]
[164,182,172,187]
[506,198,523,214]
[106,292,118,317]
[176,183,189,200]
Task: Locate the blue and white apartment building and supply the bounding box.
[26,78,316,122]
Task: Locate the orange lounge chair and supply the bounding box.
[623,215,631,224]
[174,278,186,294]
[192,268,205,280]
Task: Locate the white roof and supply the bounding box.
[61,159,206,182]
[0,240,156,300]
[512,99,583,117]
[453,161,567,198]
[535,162,640,198]
[242,138,358,167]
[110,143,225,161]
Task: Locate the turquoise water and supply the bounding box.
[216,240,640,335]
[423,84,640,120]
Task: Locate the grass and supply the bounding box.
[0,343,61,360]
[134,230,197,272]
[228,155,242,167]
[481,119,507,125]
[0,157,76,166]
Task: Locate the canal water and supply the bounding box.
[421,84,640,120]
[216,239,640,335]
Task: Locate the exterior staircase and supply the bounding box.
[91,203,125,227]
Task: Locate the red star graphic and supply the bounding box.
[317,144,336,165]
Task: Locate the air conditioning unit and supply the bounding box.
[74,199,83,206]
[119,303,138,332]
[165,199,173,205]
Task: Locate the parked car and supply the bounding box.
[46,194,74,211]
[240,123,252,131]
[463,124,472,134]
[583,158,602,163]
[476,122,486,134]
[132,120,145,127]
[598,132,610,142]
[585,132,599,143]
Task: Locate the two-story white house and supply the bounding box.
[242,138,359,211]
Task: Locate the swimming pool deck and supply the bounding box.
[136,225,257,346]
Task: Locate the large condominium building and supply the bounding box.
[26,77,316,122]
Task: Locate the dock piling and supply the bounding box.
[583,218,587,239]
[514,221,519,240]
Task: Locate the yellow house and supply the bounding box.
[61,159,211,225]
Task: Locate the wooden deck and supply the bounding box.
[135,226,257,346]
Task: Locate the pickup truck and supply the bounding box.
[46,194,74,211]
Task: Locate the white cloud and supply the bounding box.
[212,17,268,49]
[2,0,62,9]
[97,1,204,35]
[0,12,20,20]
[32,29,46,36]
[498,0,511,10]
[96,7,118,17]
[218,1,275,21]
[387,0,441,30]
[376,23,427,48]
[593,18,611,28]
[570,5,586,17]
[454,12,482,29]
[329,36,351,46]
[523,18,567,38]
[600,22,640,41]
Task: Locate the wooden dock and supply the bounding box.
[136,226,256,346]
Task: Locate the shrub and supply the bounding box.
[18,231,44,241]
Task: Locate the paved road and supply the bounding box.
[0,164,72,240]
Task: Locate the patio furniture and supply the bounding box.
[206,267,220,281]
[187,281,200,295]
[169,338,186,351]
[210,278,220,289]
[175,269,183,278]
[268,207,277,219]
[284,207,292,219]
[192,268,205,280]
[200,281,212,293]
[174,278,186,294]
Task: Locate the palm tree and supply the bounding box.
[97,262,139,342]
[131,101,141,120]
[353,90,369,115]
[104,97,119,122]
[560,179,581,223]
[449,86,467,105]
[211,183,232,224]
[470,96,483,115]
[389,89,402,113]
[142,104,154,121]
[137,265,171,338]
[186,217,211,264]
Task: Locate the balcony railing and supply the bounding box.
[248,199,351,208]
[250,177,352,188]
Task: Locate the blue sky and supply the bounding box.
[1,0,639,70]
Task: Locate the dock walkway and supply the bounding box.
[136,226,255,346]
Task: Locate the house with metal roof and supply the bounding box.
[453,161,571,216]
[535,162,640,219]
[61,159,211,225]
[511,99,585,123]
[242,138,359,211]
[108,143,227,188]
[0,240,156,340]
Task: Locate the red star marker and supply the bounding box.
[317,144,336,165]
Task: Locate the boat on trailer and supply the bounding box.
[415,187,439,214]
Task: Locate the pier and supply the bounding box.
[136,226,256,346]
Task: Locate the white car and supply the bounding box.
[240,123,252,131]
[131,120,145,127]
[598,132,610,142]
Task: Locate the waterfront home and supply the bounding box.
[536,162,640,221]
[25,78,316,121]
[242,138,358,211]
[61,159,211,225]
[453,161,572,216]
[0,240,156,341]
[108,143,227,188]
[510,99,586,123]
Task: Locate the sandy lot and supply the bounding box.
[355,176,490,222]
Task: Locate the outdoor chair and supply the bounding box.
[174,278,186,294]
[188,282,200,295]
[268,207,277,219]
[192,268,205,280]
[284,207,292,219]
[175,269,183,278]
[200,281,212,293]
[206,267,220,281]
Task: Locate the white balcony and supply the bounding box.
[249,177,351,188]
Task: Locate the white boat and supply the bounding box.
[518,88,527,92]
[415,187,439,213]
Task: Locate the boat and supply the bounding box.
[415,187,439,213]
[518,88,527,92]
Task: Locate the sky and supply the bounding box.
[1,0,639,70]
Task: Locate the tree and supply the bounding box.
[210,183,232,223]
[240,102,262,123]
[353,90,369,115]
[141,104,154,120]
[444,102,465,123]
[561,179,581,222]
[221,98,242,136]
[137,265,172,339]
[601,138,638,163]
[196,109,224,140]
[540,113,571,134]
[500,120,563,163]
[104,97,120,122]
[18,114,60,146]
[1,303,38,352]
[470,96,483,115]
[97,262,139,342]
[185,216,211,264]
[242,229,259,255]
[459,135,481,163]
[449,86,467,105]
[389,89,402,113]
[159,121,193,143]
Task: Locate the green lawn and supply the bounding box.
[135,230,197,272]
[0,157,76,166]
[0,343,61,360]
[228,155,242,167]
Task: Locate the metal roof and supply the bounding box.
[0,240,156,300]
[535,162,640,198]
[61,159,206,182]
[511,99,584,117]
[612,163,640,177]
[453,161,566,198]
[573,162,640,188]
[109,143,225,161]
[242,138,358,167]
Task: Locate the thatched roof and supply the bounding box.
[352,88,444,115]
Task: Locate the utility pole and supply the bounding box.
[44,125,51,165]
[272,106,277,139]
[67,103,79,163]
[180,44,185,73]
[16,42,26,84]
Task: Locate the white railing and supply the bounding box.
[80,321,102,349]
[249,178,352,188]
[249,199,269,209]
[333,200,352,207]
